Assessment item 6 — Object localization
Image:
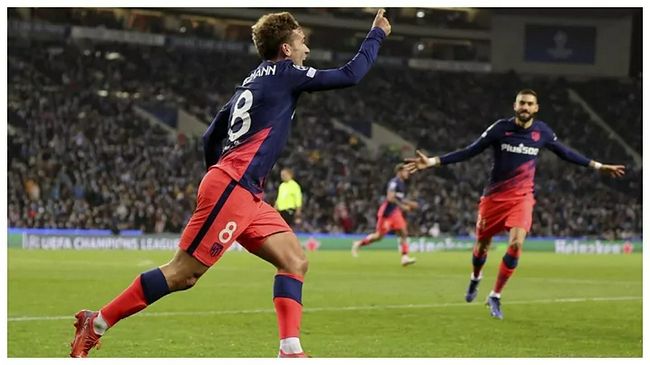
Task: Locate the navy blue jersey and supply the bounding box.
[383,176,407,217]
[439,118,591,199]
[203,28,386,197]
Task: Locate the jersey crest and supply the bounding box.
[531,131,541,142]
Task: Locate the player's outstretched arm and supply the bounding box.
[589,160,626,178]
[291,9,390,92]
[404,150,441,173]
[545,134,626,178]
[405,122,500,173]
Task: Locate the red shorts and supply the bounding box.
[376,203,407,235]
[476,194,535,241]
[178,167,291,266]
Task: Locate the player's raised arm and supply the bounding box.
[372,8,392,36]
[290,9,390,92]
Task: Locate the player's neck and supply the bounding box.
[514,118,534,129]
[268,54,291,64]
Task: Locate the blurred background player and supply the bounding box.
[352,163,418,266]
[405,89,625,319]
[70,9,391,358]
[275,168,303,228]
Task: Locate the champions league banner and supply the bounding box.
[524,24,596,64]
[11,233,642,254]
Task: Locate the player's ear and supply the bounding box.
[280,43,291,58]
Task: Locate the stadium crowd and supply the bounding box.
[571,78,642,154]
[8,36,641,240]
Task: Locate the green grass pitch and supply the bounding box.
[7,248,642,357]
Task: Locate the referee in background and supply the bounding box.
[275,168,303,227]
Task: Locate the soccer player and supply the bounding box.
[351,163,419,266]
[70,10,391,357]
[404,89,625,319]
[275,168,303,227]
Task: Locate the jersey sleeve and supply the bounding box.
[439,120,503,165]
[386,180,405,202]
[202,98,233,169]
[287,27,386,93]
[386,179,398,193]
[543,124,591,167]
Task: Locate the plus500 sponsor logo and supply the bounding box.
[501,143,539,156]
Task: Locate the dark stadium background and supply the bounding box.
[7,7,641,240]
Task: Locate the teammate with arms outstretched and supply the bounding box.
[405,89,624,319]
[70,10,391,357]
[352,163,418,266]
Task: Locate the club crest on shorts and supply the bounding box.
[209,242,224,257]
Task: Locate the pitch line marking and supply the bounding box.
[8,296,641,322]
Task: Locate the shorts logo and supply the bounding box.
[531,131,540,142]
[209,242,224,257]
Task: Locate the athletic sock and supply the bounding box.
[100,267,170,328]
[493,245,521,294]
[472,244,488,279]
[93,312,109,335]
[280,337,303,354]
[273,273,304,354]
[400,239,409,255]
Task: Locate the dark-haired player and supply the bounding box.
[405,89,625,319]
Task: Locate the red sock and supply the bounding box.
[273,273,304,339]
[400,240,409,255]
[494,264,514,294]
[493,246,521,294]
[100,276,148,327]
[472,245,488,278]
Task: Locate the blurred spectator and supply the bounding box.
[7,32,641,239]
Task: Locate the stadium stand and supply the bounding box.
[7,16,641,240]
